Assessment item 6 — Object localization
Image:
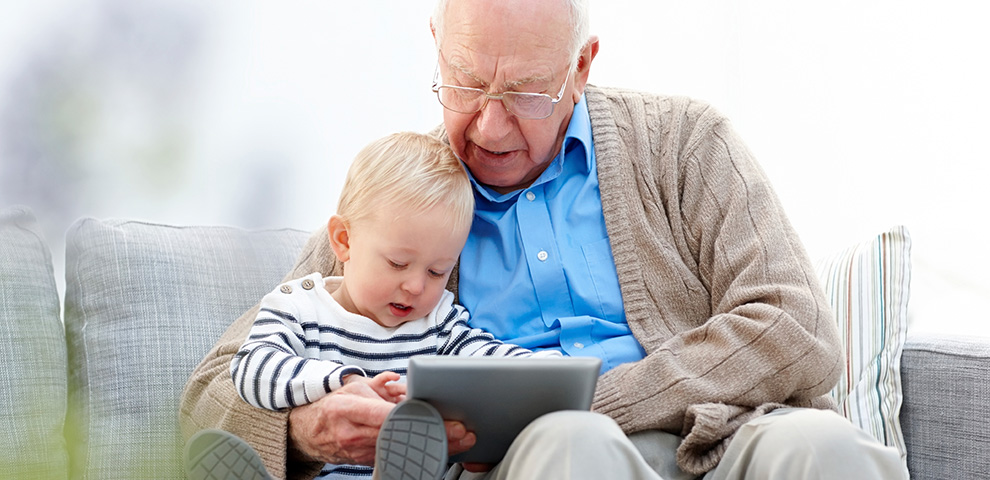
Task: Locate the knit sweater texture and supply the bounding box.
[179,85,843,478]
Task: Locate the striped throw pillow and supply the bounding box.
[815,226,911,462]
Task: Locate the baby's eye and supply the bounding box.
[388,260,407,270]
[428,269,445,278]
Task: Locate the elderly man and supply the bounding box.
[181,0,906,479]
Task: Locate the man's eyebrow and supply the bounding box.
[446,58,551,91]
[445,58,487,86]
[504,73,552,91]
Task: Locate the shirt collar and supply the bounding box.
[469,94,593,203]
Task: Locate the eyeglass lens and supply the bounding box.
[437,87,553,119]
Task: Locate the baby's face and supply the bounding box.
[334,204,469,328]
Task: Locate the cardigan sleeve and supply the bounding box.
[586,88,842,450]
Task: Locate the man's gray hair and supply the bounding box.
[432,0,590,66]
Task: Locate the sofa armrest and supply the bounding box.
[901,331,990,480]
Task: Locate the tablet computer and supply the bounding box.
[406,355,601,464]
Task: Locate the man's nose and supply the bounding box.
[474,97,514,141]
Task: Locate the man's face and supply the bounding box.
[435,0,590,194]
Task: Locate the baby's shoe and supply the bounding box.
[376,399,448,480]
[184,428,272,480]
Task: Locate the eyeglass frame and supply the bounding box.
[430,57,574,120]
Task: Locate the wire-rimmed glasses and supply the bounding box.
[431,61,572,120]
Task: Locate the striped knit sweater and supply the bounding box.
[231,272,557,412]
[180,86,842,479]
[230,273,558,479]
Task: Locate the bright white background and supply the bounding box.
[2,1,987,336]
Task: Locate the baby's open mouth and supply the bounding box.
[389,303,413,317]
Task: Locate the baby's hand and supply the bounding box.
[384,377,407,400]
[343,371,406,403]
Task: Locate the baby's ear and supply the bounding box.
[327,215,351,262]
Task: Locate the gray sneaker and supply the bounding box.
[376,399,448,480]
[184,429,272,480]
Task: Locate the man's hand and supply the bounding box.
[289,375,478,466]
[288,380,396,465]
[445,419,478,460]
[462,462,495,473]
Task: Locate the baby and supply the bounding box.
[230,131,559,480]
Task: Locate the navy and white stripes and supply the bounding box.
[231,272,559,412]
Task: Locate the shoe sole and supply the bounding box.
[376,399,448,480]
[184,429,272,480]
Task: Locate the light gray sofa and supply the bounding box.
[1,204,988,479]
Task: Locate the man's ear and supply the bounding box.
[327,215,351,263]
[572,35,600,103]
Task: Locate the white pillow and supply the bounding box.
[815,226,911,462]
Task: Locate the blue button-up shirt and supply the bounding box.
[458,95,646,374]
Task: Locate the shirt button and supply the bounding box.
[525,191,536,201]
[573,342,585,349]
[537,250,548,261]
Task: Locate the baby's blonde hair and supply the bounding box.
[336,132,473,231]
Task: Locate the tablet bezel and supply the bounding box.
[406,355,601,464]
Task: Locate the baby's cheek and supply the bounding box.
[423,288,447,312]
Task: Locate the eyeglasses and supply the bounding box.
[431,60,572,120]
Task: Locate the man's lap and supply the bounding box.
[450,408,905,480]
[451,411,658,480]
[705,408,906,480]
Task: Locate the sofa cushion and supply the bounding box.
[815,226,911,463]
[63,218,309,479]
[901,332,990,479]
[0,206,69,479]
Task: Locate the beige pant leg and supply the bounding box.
[705,408,908,480]
[459,410,664,480]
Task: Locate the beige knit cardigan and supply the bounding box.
[179,85,842,478]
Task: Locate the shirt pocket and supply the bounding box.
[580,237,624,322]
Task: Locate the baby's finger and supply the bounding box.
[385,382,407,396]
